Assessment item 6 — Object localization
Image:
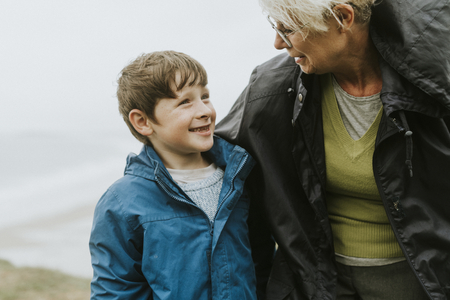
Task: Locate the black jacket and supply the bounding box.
[216,0,450,299]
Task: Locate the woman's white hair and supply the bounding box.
[260,0,376,38]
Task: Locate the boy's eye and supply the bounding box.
[179,99,189,105]
[202,94,210,100]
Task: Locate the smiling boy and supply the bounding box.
[129,72,215,170]
[89,51,257,299]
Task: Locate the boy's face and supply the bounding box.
[148,82,215,166]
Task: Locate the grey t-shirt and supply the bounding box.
[332,75,382,140]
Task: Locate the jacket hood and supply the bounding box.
[370,0,450,111]
[124,135,252,181]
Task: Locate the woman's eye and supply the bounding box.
[179,99,189,105]
[202,94,210,100]
[279,24,293,35]
[281,27,294,34]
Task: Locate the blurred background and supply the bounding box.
[0,0,280,279]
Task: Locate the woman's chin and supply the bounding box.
[298,63,317,74]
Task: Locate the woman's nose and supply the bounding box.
[274,33,289,50]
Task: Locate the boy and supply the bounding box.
[89,51,257,299]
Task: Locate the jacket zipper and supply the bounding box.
[211,154,248,222]
[372,119,431,299]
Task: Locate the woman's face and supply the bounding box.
[274,18,347,74]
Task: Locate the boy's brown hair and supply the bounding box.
[117,50,208,145]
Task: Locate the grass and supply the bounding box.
[0,259,90,300]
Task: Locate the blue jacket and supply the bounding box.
[89,136,257,300]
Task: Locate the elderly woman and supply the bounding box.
[216,0,450,299]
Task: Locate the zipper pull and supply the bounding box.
[391,117,405,132]
[209,221,214,236]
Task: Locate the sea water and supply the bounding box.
[0,130,141,278]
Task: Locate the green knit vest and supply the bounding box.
[321,73,403,258]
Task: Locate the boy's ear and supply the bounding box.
[129,109,154,136]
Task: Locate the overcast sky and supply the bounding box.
[0,0,281,135]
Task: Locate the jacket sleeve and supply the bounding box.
[89,189,152,300]
[215,67,258,145]
[247,180,276,300]
[216,66,276,299]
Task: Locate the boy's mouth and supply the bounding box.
[189,125,210,132]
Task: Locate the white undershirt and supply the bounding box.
[167,163,218,184]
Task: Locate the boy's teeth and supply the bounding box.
[190,125,208,132]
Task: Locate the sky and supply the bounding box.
[0,0,281,136]
[0,0,284,277]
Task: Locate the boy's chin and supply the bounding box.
[199,139,214,153]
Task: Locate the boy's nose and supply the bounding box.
[196,101,212,119]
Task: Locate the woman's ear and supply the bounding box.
[333,3,355,32]
[129,109,154,136]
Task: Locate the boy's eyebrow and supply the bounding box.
[178,86,210,97]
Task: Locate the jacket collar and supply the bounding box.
[370,0,450,112]
[378,57,450,118]
[124,135,251,181]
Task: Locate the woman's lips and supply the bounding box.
[295,56,305,64]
